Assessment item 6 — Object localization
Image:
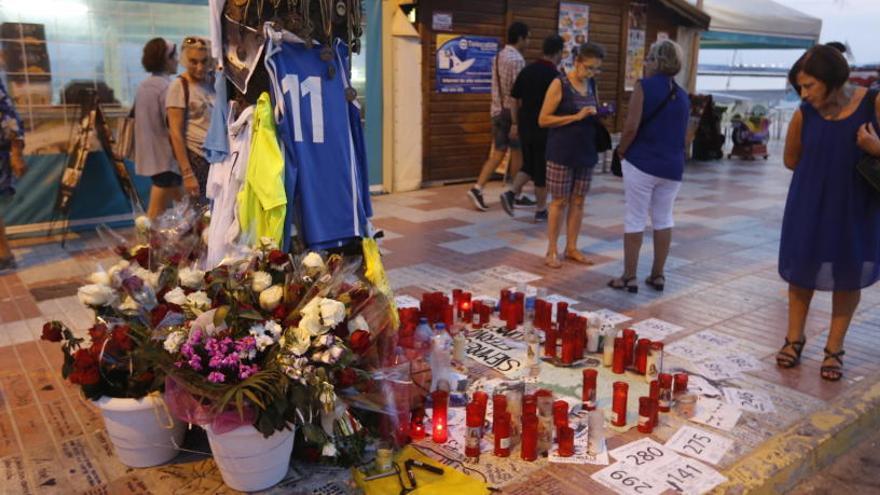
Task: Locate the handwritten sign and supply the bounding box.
[630,318,684,342]
[465,328,525,376]
[659,456,727,494]
[687,375,722,398]
[394,295,421,308]
[666,331,736,362]
[690,398,742,432]
[722,354,764,374]
[593,461,667,495]
[610,438,678,463]
[602,438,727,494]
[665,425,733,466]
[590,308,631,326]
[723,388,776,414]
[692,358,740,381]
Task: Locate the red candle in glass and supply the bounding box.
[480,303,492,327]
[453,288,462,308]
[612,382,629,427]
[520,414,539,461]
[582,369,598,411]
[658,373,673,412]
[494,412,511,457]
[552,400,569,429]
[492,394,508,436]
[544,324,558,358]
[637,397,655,433]
[461,301,473,323]
[432,390,449,443]
[622,328,637,368]
[471,301,483,328]
[472,391,488,430]
[651,341,665,373]
[561,326,576,364]
[635,338,652,374]
[612,337,626,374]
[523,394,538,416]
[649,380,660,426]
[465,401,482,458]
[411,409,426,440]
[499,289,511,321]
[556,426,575,457]
[674,372,688,395]
[575,316,587,360]
[556,302,569,329]
[442,304,454,329]
[534,299,547,330]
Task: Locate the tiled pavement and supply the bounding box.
[1,140,879,493]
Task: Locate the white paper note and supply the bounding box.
[394,295,421,308]
[690,397,742,431]
[722,388,777,414]
[590,308,632,326]
[656,456,728,495]
[630,318,685,342]
[665,425,734,466]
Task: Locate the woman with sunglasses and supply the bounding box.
[538,42,605,268]
[166,36,215,201]
[134,38,180,219]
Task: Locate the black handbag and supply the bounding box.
[857,90,880,195]
[612,82,680,177]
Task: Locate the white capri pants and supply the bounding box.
[623,160,682,234]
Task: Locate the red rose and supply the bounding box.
[133,247,150,269]
[88,324,108,345]
[69,349,100,385]
[267,250,288,266]
[150,304,171,328]
[336,368,357,388]
[110,325,134,352]
[41,322,64,342]
[272,304,289,321]
[348,329,371,354]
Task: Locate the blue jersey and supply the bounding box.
[265,28,372,250]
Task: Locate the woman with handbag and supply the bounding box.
[538,42,605,268]
[608,40,689,293]
[134,38,180,219]
[775,45,880,382]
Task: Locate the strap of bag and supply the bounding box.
[179,76,190,124]
[638,81,678,132]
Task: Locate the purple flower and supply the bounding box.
[188,354,203,371]
[207,371,226,383]
[238,364,260,380]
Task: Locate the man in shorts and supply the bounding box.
[501,34,564,222]
[467,22,534,211]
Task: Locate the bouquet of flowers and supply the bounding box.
[154,238,395,459]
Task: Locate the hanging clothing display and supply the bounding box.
[205,102,255,267]
[203,74,230,163]
[238,92,287,246]
[264,26,372,250]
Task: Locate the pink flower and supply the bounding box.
[207,371,226,383]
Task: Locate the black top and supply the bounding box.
[511,59,559,141]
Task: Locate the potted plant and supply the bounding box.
[156,243,383,492]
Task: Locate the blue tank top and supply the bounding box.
[545,75,598,170]
[624,74,690,181]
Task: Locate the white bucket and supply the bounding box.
[205,424,295,492]
[93,394,186,468]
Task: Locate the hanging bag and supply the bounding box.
[612,81,679,177]
[856,89,880,195]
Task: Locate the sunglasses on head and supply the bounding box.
[183,37,206,47]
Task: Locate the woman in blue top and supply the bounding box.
[609,40,690,293]
[776,45,880,381]
[0,77,25,271]
[539,42,604,269]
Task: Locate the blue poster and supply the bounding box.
[436,34,499,94]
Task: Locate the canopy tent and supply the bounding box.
[699,0,822,49]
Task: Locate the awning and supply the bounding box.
[700,0,822,49]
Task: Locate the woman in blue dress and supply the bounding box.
[777,45,880,381]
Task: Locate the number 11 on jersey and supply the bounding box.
[282,74,324,144]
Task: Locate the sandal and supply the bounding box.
[821,347,845,382]
[775,336,806,368]
[545,253,562,269]
[564,250,595,266]
[645,274,665,292]
[607,276,638,294]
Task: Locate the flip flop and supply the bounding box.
[564,250,595,265]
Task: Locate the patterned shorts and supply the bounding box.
[547,161,593,198]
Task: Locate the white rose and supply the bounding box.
[179,267,206,289]
[251,271,273,293]
[300,298,321,320]
[117,296,139,314]
[322,442,337,458]
[255,334,275,352]
[164,287,187,306]
[329,346,345,362]
[288,325,312,356]
[87,270,111,287]
[347,315,369,335]
[164,331,187,353]
[265,321,283,339]
[302,252,325,271]
[319,299,346,327]
[77,284,115,307]
[259,285,284,311]
[300,313,325,336]
[132,267,160,290]
[135,215,151,233]
[185,291,212,313]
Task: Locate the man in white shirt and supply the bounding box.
[467,22,531,211]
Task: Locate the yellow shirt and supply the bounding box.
[238,92,287,246]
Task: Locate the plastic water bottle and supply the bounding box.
[414,317,433,353]
[430,323,453,391]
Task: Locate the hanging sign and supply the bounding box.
[624,2,648,91]
[558,2,590,71]
[436,34,499,94]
